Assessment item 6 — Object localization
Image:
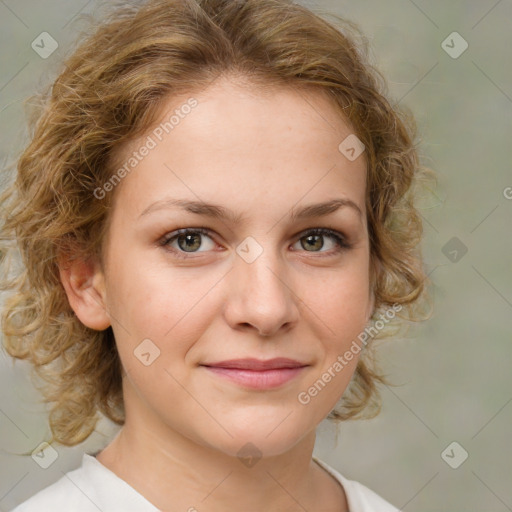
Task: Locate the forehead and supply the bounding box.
[108,75,367,223]
[157,76,358,154]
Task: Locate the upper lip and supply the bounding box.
[201,358,308,370]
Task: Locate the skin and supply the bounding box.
[59,74,374,512]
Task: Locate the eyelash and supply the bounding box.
[158,227,351,260]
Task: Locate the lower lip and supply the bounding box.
[202,366,306,390]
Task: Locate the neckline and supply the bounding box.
[312,456,353,511]
[82,453,160,510]
[84,453,351,511]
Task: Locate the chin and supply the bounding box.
[195,413,314,460]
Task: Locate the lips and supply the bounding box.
[201,358,307,370]
[200,358,309,390]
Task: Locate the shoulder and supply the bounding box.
[10,463,99,512]
[10,453,159,512]
[313,457,400,512]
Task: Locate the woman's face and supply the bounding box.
[97,76,373,457]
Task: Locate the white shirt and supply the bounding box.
[11,454,399,512]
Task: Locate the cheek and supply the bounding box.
[308,264,371,341]
[104,260,217,365]
[303,271,370,410]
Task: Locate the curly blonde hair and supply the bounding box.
[1,0,431,446]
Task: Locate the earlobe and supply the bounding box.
[58,254,111,331]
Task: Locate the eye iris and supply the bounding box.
[178,233,202,252]
[171,231,336,254]
[301,234,323,251]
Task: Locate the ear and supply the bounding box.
[57,252,111,331]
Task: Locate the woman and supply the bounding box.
[1,0,429,510]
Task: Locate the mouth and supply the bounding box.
[200,358,309,390]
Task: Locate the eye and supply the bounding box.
[159,228,216,258]
[159,227,351,259]
[291,228,351,255]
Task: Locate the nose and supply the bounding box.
[223,246,300,338]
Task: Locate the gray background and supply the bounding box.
[1,0,511,510]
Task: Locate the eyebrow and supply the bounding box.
[138,197,363,223]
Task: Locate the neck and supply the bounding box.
[96,379,347,511]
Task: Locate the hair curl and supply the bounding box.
[0,0,432,446]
